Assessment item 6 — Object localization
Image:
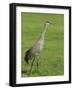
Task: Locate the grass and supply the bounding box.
[21,12,64,77]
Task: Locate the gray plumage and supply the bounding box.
[24,21,50,73]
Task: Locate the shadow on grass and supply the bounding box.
[22,69,42,77]
[22,69,28,74]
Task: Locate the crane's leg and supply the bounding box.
[36,56,39,72]
[36,58,39,71]
[29,58,35,75]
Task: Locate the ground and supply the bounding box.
[21,12,64,77]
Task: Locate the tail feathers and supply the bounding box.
[24,49,31,64]
[24,55,29,64]
[25,59,28,64]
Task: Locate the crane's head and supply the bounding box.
[45,21,51,26]
[44,21,51,29]
[41,21,50,37]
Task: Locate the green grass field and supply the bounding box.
[21,12,64,77]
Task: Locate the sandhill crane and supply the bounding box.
[24,21,50,74]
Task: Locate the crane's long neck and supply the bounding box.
[41,24,48,39]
